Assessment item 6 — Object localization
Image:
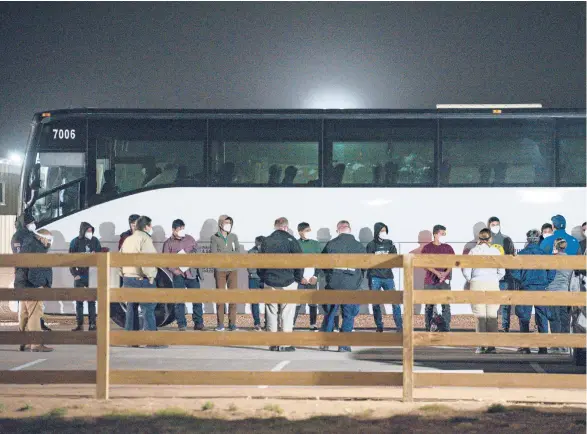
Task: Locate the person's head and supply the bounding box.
[274,217,289,232]
[553,238,567,254]
[298,222,311,239]
[284,165,298,180]
[80,222,94,240]
[254,235,265,250]
[432,224,447,243]
[137,216,153,235]
[104,169,115,183]
[582,222,586,237]
[541,223,553,238]
[172,219,185,238]
[35,228,53,249]
[218,215,233,233]
[128,214,140,232]
[487,217,501,235]
[551,214,566,230]
[526,229,541,245]
[375,222,389,240]
[336,220,351,234]
[478,228,492,245]
[24,213,36,232]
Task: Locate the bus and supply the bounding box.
[15,107,587,327]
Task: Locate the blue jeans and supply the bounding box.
[249,277,264,326]
[172,275,203,328]
[370,277,402,330]
[549,305,570,334]
[424,282,451,331]
[499,280,512,330]
[515,304,550,334]
[321,288,359,333]
[123,277,157,331]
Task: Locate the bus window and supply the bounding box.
[209,119,320,186]
[324,119,435,186]
[557,119,586,186]
[441,119,553,186]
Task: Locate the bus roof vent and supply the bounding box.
[436,104,543,109]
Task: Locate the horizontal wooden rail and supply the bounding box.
[413,254,585,269]
[413,332,586,348]
[110,253,403,268]
[0,331,96,345]
[413,290,586,306]
[0,288,97,301]
[0,253,97,268]
[110,331,403,347]
[110,370,404,386]
[0,370,96,384]
[110,288,403,304]
[415,372,586,389]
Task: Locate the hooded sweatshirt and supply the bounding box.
[11,214,35,287]
[489,227,515,281]
[546,252,573,291]
[69,222,102,278]
[366,222,397,279]
[462,243,505,282]
[210,214,240,272]
[511,243,555,290]
[21,235,52,288]
[539,215,580,255]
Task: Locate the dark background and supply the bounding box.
[0,2,585,156]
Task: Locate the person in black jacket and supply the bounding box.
[19,229,54,352]
[69,222,102,331]
[258,217,303,352]
[319,220,365,353]
[366,222,402,332]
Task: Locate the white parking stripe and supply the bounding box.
[9,359,46,371]
[530,362,546,373]
[259,360,291,389]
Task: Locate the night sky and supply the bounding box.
[0,2,584,156]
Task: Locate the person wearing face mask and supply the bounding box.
[487,217,516,333]
[162,219,204,331]
[546,238,573,354]
[69,222,102,331]
[421,224,455,332]
[120,216,166,348]
[539,223,554,243]
[512,229,555,355]
[293,222,322,331]
[210,215,240,331]
[366,222,401,333]
[19,228,54,352]
[318,220,365,353]
[118,214,141,332]
[462,228,505,354]
[540,215,580,255]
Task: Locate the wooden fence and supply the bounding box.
[0,253,585,401]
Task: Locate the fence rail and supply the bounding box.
[0,252,585,401]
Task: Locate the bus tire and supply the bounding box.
[109,302,177,328]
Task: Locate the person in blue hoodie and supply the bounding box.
[512,229,555,354]
[540,215,580,255]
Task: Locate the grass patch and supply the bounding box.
[46,407,67,418]
[228,403,238,413]
[450,416,479,424]
[201,401,215,411]
[575,419,586,426]
[418,404,452,413]
[487,404,508,414]
[0,403,4,413]
[155,407,192,417]
[263,404,284,415]
[104,409,149,419]
[17,403,33,412]
[356,408,375,419]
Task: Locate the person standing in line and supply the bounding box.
[210,215,240,331]
[319,220,365,353]
[366,222,402,332]
[580,222,586,254]
[547,238,573,354]
[487,217,516,333]
[162,219,205,331]
[258,217,303,352]
[69,222,102,331]
[540,215,580,255]
[293,222,321,331]
[120,216,167,349]
[119,214,141,331]
[512,229,555,355]
[420,224,455,332]
[247,236,265,331]
[19,229,54,352]
[462,228,505,354]
[539,223,554,243]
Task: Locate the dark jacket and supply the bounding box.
[11,226,34,288]
[321,233,365,290]
[118,229,132,251]
[366,222,397,279]
[69,222,102,277]
[511,243,555,290]
[21,235,52,288]
[259,230,303,287]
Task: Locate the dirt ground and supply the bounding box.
[0,396,585,433]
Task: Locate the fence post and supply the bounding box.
[96,252,111,400]
[402,253,414,402]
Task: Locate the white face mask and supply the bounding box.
[490,225,500,234]
[543,232,553,238]
[26,223,36,232]
[147,228,153,236]
[338,228,351,235]
[177,229,186,238]
[379,232,389,240]
[438,235,446,243]
[301,231,312,239]
[222,224,232,232]
[85,231,93,240]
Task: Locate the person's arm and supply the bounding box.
[210,235,218,253]
[69,239,79,278]
[233,234,241,253]
[291,239,304,283]
[496,267,506,281]
[94,238,102,253]
[141,238,158,281]
[163,239,182,276]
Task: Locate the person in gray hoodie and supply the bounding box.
[210,214,241,331]
[547,238,573,354]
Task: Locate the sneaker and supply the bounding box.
[72,325,84,332]
[309,324,318,331]
[88,324,97,331]
[338,346,352,353]
[517,347,531,354]
[194,323,205,331]
[280,346,296,352]
[319,346,329,351]
[559,347,570,355]
[538,348,548,355]
[228,325,238,332]
[475,347,486,354]
[269,346,280,352]
[253,325,263,331]
[178,326,187,331]
[31,345,54,352]
[334,328,340,333]
[19,344,30,352]
[146,345,168,349]
[215,326,225,332]
[376,327,384,333]
[485,347,497,354]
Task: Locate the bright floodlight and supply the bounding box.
[8,152,22,164]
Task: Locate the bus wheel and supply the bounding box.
[109,303,176,328]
